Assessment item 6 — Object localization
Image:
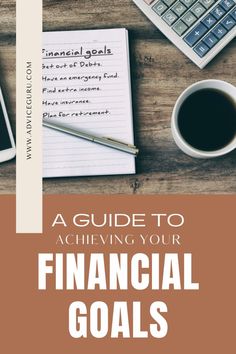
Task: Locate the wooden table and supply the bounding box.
[1,0,236,194]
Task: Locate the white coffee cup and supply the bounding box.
[171,80,236,158]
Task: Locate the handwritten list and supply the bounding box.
[42,29,135,178]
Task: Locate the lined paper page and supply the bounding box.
[42,29,135,178]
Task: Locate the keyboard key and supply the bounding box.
[173,20,188,35]
[180,0,197,8]
[221,14,236,30]
[162,10,178,25]
[152,1,168,16]
[212,23,228,38]
[162,0,176,6]
[182,11,197,26]
[211,6,226,19]
[172,2,187,16]
[191,3,207,18]
[229,8,236,21]
[202,13,217,28]
[184,22,208,46]
[199,0,216,9]
[219,0,235,11]
[194,41,210,56]
[203,32,219,47]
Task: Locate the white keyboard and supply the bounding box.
[133,0,236,68]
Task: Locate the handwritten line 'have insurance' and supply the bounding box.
[42,29,135,178]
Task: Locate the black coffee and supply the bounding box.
[178,88,236,151]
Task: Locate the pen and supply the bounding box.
[43,120,139,156]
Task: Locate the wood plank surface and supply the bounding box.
[0,0,235,194]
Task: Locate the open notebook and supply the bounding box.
[42,28,135,178]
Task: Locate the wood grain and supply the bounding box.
[0,0,236,194]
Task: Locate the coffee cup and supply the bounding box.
[171,80,236,158]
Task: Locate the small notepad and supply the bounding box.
[42,28,135,178]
